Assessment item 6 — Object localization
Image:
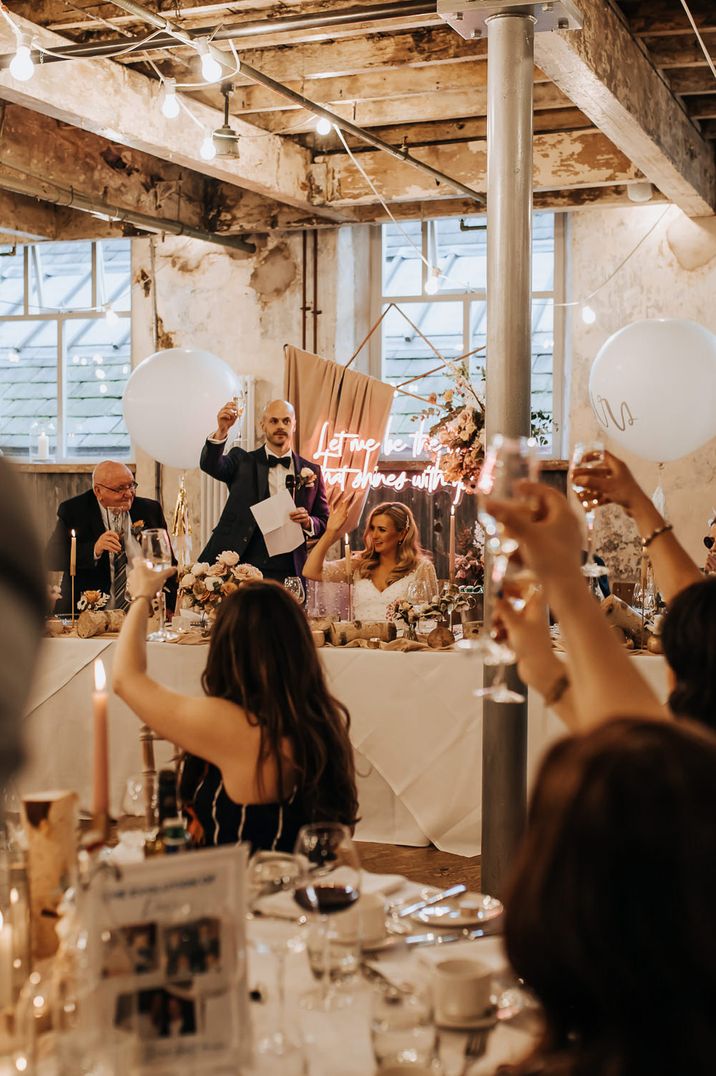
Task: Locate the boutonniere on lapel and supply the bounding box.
[296,467,317,491]
[131,520,145,535]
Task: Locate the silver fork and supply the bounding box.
[460,1029,487,1075]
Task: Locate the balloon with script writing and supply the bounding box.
[589,318,716,462]
[123,348,238,469]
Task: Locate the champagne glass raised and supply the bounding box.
[570,441,609,579]
[293,823,361,1012]
[140,528,178,641]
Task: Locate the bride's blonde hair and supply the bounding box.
[355,502,428,585]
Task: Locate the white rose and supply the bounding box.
[180,573,196,588]
[300,467,313,479]
[206,576,223,592]
[191,562,209,577]
[218,550,240,566]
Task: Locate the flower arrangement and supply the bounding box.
[385,598,421,630]
[454,523,485,589]
[178,551,263,615]
[418,586,473,625]
[77,590,109,612]
[418,361,486,491]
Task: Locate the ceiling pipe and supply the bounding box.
[0,172,256,252]
[3,3,436,66]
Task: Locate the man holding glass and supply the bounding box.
[47,460,176,614]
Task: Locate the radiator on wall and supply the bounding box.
[199,376,256,552]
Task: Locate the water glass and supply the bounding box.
[140,528,178,641]
[284,577,306,605]
[371,983,436,1069]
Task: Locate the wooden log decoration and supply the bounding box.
[601,595,648,647]
[22,791,78,959]
[427,624,455,649]
[328,620,397,646]
[76,609,126,638]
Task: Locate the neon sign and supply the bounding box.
[312,418,464,499]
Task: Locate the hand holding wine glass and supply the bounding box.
[139,528,178,641]
[569,441,610,579]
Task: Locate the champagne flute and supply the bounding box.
[283,576,305,605]
[570,441,610,579]
[293,823,361,1012]
[140,528,178,642]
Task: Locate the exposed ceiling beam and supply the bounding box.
[0,13,340,220]
[314,131,643,206]
[624,0,716,37]
[642,31,716,68]
[534,1,716,216]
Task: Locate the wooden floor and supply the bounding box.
[357,841,481,892]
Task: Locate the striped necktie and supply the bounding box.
[111,512,129,611]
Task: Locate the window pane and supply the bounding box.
[532,212,555,292]
[65,316,131,458]
[383,220,422,297]
[382,301,464,446]
[100,238,132,312]
[0,247,25,315]
[29,241,93,313]
[0,321,57,456]
[432,216,487,293]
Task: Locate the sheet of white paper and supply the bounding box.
[250,489,304,555]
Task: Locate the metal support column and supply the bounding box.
[481,11,535,899]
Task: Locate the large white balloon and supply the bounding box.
[123,348,238,469]
[589,318,716,462]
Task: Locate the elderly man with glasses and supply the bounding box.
[47,460,176,615]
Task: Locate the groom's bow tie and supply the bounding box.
[267,455,291,469]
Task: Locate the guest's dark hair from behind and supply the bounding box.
[200,580,358,827]
[504,718,716,1076]
[661,576,716,729]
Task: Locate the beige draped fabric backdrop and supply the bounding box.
[284,345,395,533]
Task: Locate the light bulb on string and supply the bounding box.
[10,34,34,82]
[425,266,441,295]
[315,116,333,137]
[581,304,597,325]
[200,133,217,161]
[104,305,119,326]
[197,39,223,84]
[161,78,180,120]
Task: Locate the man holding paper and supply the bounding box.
[199,399,329,582]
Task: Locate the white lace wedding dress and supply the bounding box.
[319,558,439,621]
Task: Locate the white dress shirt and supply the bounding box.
[96,504,141,608]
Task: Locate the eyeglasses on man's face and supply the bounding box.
[97,481,138,494]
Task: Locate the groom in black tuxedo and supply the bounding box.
[199,398,329,581]
[47,460,176,614]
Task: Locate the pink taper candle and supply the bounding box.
[92,659,109,838]
[449,506,456,585]
[70,529,76,576]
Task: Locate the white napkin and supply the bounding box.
[256,871,405,920]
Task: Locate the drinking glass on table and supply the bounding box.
[140,528,178,641]
[569,440,610,579]
[470,435,540,703]
[283,577,306,605]
[293,822,361,1011]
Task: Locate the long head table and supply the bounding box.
[19,639,669,857]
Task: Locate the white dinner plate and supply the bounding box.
[410,892,503,929]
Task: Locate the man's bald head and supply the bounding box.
[92,460,136,511]
[261,399,296,455]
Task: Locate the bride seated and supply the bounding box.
[303,500,438,622]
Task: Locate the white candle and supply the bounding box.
[344,533,352,584]
[37,430,49,461]
[449,506,456,585]
[92,660,109,832]
[70,529,76,577]
[0,910,12,1008]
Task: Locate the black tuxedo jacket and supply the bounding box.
[46,489,176,613]
[199,441,329,573]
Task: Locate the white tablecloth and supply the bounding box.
[19,640,668,858]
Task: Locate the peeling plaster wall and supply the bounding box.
[130,227,370,544]
[569,204,716,580]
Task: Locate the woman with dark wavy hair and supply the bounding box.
[661,576,716,731]
[113,568,358,852]
[504,717,716,1076]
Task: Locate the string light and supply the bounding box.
[200,133,217,161]
[581,305,597,325]
[315,116,333,137]
[104,304,119,326]
[197,39,223,84]
[10,34,34,82]
[161,78,180,120]
[425,267,441,295]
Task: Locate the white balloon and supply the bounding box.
[123,348,239,469]
[589,318,716,462]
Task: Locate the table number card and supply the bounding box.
[91,845,249,1073]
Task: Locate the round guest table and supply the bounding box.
[19,639,669,857]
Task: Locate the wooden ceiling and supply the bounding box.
[0,1,714,245]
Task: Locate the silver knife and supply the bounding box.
[404,926,487,947]
[396,883,467,919]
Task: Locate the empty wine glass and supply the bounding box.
[283,577,305,605]
[293,823,361,1012]
[140,528,178,641]
[570,441,610,579]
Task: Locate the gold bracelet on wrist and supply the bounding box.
[130,595,154,613]
[641,522,673,550]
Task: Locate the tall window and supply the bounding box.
[370,213,565,457]
[0,239,132,460]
